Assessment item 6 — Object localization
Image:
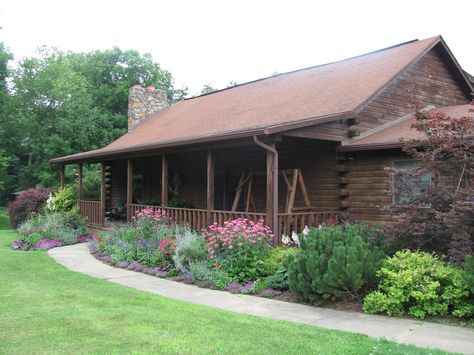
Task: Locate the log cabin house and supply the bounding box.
[50,36,474,243]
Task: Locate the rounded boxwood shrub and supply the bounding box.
[363,250,474,319]
[8,188,55,228]
[287,223,385,305]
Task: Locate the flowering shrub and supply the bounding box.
[160,238,176,255]
[8,188,55,227]
[205,218,273,282]
[132,208,173,239]
[13,208,87,250]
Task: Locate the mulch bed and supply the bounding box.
[88,243,365,312]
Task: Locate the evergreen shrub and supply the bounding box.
[287,223,385,304]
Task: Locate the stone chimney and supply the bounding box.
[128,85,168,130]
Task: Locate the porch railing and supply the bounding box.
[129,204,208,231]
[79,200,103,227]
[127,204,340,240]
[210,210,266,225]
[277,211,340,238]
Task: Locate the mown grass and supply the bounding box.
[0,213,450,354]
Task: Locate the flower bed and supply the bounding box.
[11,206,96,251]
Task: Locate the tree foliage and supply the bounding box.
[387,104,474,264]
[0,46,187,202]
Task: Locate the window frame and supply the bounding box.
[391,159,432,205]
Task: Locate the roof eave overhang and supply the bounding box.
[50,111,355,165]
[49,127,268,165]
[337,142,403,152]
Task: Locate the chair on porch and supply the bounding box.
[106,198,127,220]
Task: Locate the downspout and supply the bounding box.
[253,136,279,244]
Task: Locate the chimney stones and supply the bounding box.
[128,85,167,130]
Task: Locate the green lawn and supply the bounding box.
[0,218,449,354]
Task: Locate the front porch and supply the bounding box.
[66,137,344,243]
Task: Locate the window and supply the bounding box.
[393,160,431,205]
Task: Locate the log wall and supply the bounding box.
[357,46,468,133]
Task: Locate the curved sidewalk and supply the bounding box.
[49,243,474,354]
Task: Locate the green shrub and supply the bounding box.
[287,224,385,305]
[45,187,77,212]
[363,250,474,319]
[463,255,474,294]
[188,261,233,289]
[97,224,169,268]
[260,247,300,291]
[263,247,299,275]
[173,226,208,273]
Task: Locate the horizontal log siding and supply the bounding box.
[346,149,408,224]
[357,46,468,132]
[278,140,340,212]
[168,151,207,209]
[215,140,340,213]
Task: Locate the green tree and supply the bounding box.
[0,43,16,200]
[0,46,187,199]
[201,83,217,94]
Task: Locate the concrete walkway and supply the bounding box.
[48,243,474,354]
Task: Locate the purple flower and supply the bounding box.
[89,245,98,254]
[34,238,62,250]
[116,261,130,268]
[258,288,281,298]
[241,282,254,294]
[77,235,100,243]
[127,261,143,271]
[225,282,244,294]
[12,240,26,250]
[100,255,113,264]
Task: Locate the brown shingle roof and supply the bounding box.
[340,104,474,151]
[52,36,450,163]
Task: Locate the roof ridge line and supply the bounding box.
[186,37,438,101]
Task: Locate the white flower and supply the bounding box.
[281,234,290,246]
[291,231,300,247]
[318,224,322,230]
[303,225,309,236]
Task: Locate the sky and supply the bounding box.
[0,0,472,96]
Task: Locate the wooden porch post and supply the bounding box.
[127,159,133,222]
[266,143,279,246]
[207,150,215,226]
[161,154,168,207]
[59,165,65,189]
[78,163,83,202]
[100,163,106,227]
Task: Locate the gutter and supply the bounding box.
[253,136,278,240]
